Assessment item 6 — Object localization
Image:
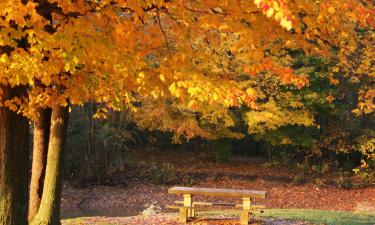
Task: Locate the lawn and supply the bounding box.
[200,209,375,225]
[261,209,374,225]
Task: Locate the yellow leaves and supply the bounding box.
[136,72,145,84]
[0,0,371,127]
[280,137,293,145]
[93,108,108,119]
[177,81,188,88]
[354,89,375,115]
[341,31,349,38]
[352,108,361,116]
[280,18,292,31]
[289,101,304,108]
[332,67,340,73]
[41,75,52,86]
[3,97,22,112]
[64,63,71,72]
[274,10,284,21]
[187,86,201,96]
[159,73,166,82]
[254,0,262,6]
[253,0,294,30]
[246,88,256,96]
[266,8,274,17]
[64,55,79,73]
[0,54,8,63]
[212,92,219,101]
[150,90,159,98]
[245,98,314,134]
[168,82,182,98]
[317,15,324,23]
[328,7,336,14]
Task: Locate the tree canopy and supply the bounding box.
[0,1,374,224]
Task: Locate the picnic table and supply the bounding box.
[167,186,267,225]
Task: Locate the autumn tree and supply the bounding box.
[1,0,374,225]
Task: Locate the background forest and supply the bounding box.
[65,55,374,189]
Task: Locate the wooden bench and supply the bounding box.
[166,186,267,225]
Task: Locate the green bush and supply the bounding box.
[209,140,233,163]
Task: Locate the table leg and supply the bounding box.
[240,197,251,225]
[183,194,195,219]
[179,207,188,223]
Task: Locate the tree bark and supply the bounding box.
[29,108,52,221]
[267,143,272,162]
[31,104,69,225]
[0,85,29,225]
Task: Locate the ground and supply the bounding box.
[61,149,375,224]
[62,214,311,225]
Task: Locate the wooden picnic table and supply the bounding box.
[167,186,267,225]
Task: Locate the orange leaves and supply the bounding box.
[0,0,372,129]
[253,0,294,30]
[187,100,199,110]
[243,65,257,77]
[3,97,22,111]
[326,95,335,103]
[329,77,339,86]
[244,59,309,89]
[353,89,375,115]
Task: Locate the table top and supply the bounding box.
[168,186,267,199]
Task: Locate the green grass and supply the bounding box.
[261,209,375,225]
[199,209,375,225]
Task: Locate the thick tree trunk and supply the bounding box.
[0,85,29,225]
[31,104,69,225]
[29,108,52,221]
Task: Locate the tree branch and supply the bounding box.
[156,8,172,59]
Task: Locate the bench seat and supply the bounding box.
[167,204,265,212]
[174,200,265,210]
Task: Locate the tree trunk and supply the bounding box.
[0,85,29,225]
[86,101,95,181]
[31,104,69,225]
[255,141,261,156]
[267,144,272,162]
[29,108,52,221]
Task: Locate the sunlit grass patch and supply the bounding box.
[200,208,375,225]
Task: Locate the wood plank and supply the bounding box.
[175,201,265,209]
[166,205,264,212]
[166,205,247,212]
[168,187,267,198]
[175,201,235,206]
